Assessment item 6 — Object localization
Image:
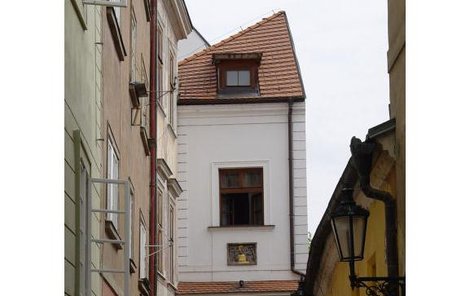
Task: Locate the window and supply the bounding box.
[157,188,164,273]
[226,70,250,86]
[79,161,89,294]
[168,203,175,283]
[130,9,137,82]
[168,52,175,126]
[156,24,164,105]
[139,218,147,279]
[129,189,134,259]
[112,0,121,25]
[107,139,119,229]
[157,24,163,61]
[219,168,263,226]
[213,53,261,95]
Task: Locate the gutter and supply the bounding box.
[288,100,304,278]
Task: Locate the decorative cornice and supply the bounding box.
[157,158,173,180]
[167,178,183,197]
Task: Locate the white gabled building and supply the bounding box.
[176,11,308,296]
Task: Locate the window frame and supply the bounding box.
[211,161,270,227]
[216,59,259,95]
[168,201,175,283]
[130,7,137,82]
[168,51,176,127]
[219,168,264,226]
[156,187,164,274]
[106,136,120,230]
[139,214,148,279]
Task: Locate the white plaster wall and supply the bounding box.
[177,102,308,282]
[177,30,209,61]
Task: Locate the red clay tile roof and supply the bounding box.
[178,11,305,103]
[177,280,299,295]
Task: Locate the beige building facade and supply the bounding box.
[154,2,191,295]
[100,1,152,296]
[65,1,191,296]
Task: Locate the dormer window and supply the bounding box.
[213,53,262,96]
[226,70,250,86]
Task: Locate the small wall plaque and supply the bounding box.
[227,243,257,265]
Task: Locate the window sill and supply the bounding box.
[157,100,167,117]
[138,278,150,296]
[208,225,275,232]
[167,123,177,139]
[140,126,150,156]
[70,0,87,30]
[167,281,177,291]
[129,258,137,274]
[104,220,123,250]
[157,270,166,282]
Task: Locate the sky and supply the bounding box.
[183,0,390,233]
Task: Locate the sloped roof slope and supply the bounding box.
[178,11,305,103]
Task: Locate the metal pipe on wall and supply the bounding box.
[349,137,399,287]
[149,0,158,295]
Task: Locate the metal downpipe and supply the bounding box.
[349,137,399,280]
[149,0,158,295]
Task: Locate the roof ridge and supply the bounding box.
[178,11,286,66]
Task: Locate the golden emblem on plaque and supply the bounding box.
[228,243,257,265]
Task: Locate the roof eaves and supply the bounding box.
[282,11,306,100]
[178,96,305,105]
[366,118,396,140]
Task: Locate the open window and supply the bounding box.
[213,53,262,96]
[219,168,264,226]
[105,135,121,242]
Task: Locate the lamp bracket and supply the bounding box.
[351,276,405,296]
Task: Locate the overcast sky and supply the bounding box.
[183,0,390,233]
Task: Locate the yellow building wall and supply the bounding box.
[322,164,397,296]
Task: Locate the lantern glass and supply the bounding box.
[352,215,367,260]
[331,203,368,262]
[331,216,351,261]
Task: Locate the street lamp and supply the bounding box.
[330,187,405,296]
[330,187,368,263]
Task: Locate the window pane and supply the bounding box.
[238,70,250,86]
[221,196,233,226]
[220,171,240,188]
[243,169,262,187]
[251,193,263,225]
[233,194,250,225]
[226,71,238,86]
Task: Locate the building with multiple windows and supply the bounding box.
[65,1,191,296]
[176,11,309,296]
[65,1,104,295]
